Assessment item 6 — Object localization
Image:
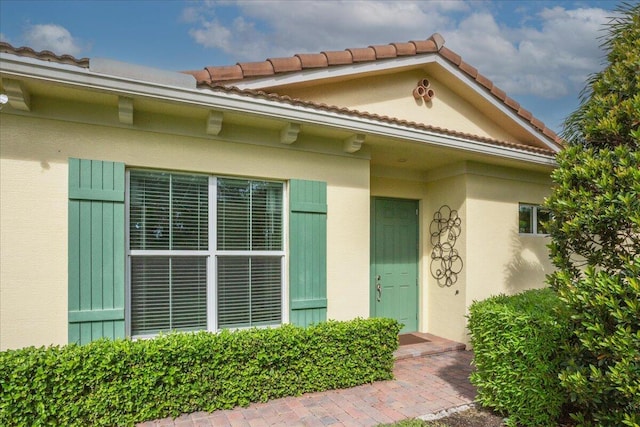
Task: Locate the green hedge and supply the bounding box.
[0,318,400,426]
[467,288,571,427]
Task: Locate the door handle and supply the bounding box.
[376,275,382,302]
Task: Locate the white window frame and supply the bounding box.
[518,203,550,236]
[125,171,287,339]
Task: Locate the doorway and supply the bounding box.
[370,197,419,333]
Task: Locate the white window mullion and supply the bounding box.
[169,257,173,329]
[216,250,285,257]
[208,176,217,332]
[248,257,253,326]
[282,182,289,324]
[125,170,132,337]
[249,182,253,251]
[169,174,173,250]
[129,250,209,256]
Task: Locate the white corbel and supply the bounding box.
[280,123,301,144]
[3,79,31,111]
[343,134,365,153]
[206,111,224,135]
[118,96,133,125]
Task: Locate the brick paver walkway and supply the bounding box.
[139,344,475,427]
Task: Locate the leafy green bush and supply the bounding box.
[547,144,640,427]
[546,5,640,425]
[468,288,571,427]
[0,318,400,426]
[555,263,640,427]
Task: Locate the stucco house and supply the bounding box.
[0,34,561,351]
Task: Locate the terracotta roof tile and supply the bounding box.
[475,73,494,90]
[369,44,397,59]
[295,53,328,68]
[187,69,212,83]
[543,127,559,140]
[199,83,557,156]
[322,50,353,65]
[490,85,507,101]
[0,42,89,67]
[205,65,243,82]
[347,47,376,62]
[268,56,302,73]
[238,61,274,77]
[439,47,461,65]
[530,116,545,131]
[504,96,520,111]
[458,61,478,79]
[517,107,533,122]
[429,33,446,50]
[391,42,417,56]
[411,39,439,53]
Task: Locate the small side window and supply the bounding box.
[519,204,533,234]
[519,203,549,235]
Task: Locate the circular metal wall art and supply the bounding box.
[430,205,463,287]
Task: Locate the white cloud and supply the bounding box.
[437,7,609,98]
[184,1,609,99]
[0,33,10,44]
[186,1,455,59]
[22,24,83,56]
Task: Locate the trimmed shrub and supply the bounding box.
[0,318,400,426]
[468,288,571,427]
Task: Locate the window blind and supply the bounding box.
[217,256,282,328]
[217,179,282,250]
[130,256,207,335]
[130,171,208,250]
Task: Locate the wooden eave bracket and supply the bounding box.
[118,96,133,125]
[3,79,31,111]
[343,134,365,153]
[280,122,301,144]
[206,111,224,135]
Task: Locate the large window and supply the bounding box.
[128,170,284,337]
[519,203,550,235]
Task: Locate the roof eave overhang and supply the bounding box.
[0,52,557,167]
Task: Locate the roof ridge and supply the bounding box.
[0,42,90,68]
[183,33,446,84]
[199,83,556,156]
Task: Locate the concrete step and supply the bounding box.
[395,332,467,360]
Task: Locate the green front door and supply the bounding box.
[371,198,419,333]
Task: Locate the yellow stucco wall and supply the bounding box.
[423,174,469,344]
[0,159,69,349]
[0,114,371,350]
[0,96,555,350]
[465,170,554,308]
[279,70,520,143]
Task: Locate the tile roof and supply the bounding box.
[0,39,560,152]
[184,33,562,147]
[0,42,89,68]
[200,84,556,157]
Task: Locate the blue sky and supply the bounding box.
[0,1,620,133]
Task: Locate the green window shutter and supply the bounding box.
[289,180,327,327]
[68,158,125,344]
